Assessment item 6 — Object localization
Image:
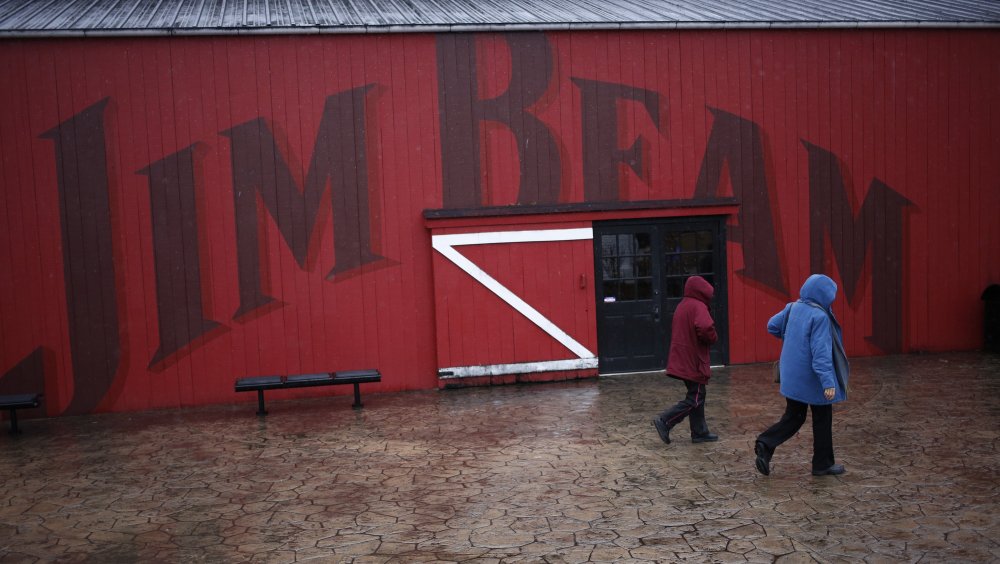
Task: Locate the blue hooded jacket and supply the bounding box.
[767,274,848,405]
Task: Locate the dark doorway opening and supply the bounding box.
[593,217,728,374]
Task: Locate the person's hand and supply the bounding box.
[824,387,835,400]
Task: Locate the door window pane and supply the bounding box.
[698,253,713,274]
[682,254,700,274]
[603,280,619,299]
[666,276,684,298]
[636,279,653,300]
[664,254,683,275]
[618,234,633,254]
[663,232,677,251]
[696,231,713,251]
[601,235,617,256]
[663,229,716,285]
[620,256,634,278]
[635,255,651,277]
[600,232,653,302]
[602,258,618,279]
[620,280,637,301]
[635,232,651,254]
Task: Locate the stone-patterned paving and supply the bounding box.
[1,353,998,563]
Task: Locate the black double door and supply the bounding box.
[594,218,728,374]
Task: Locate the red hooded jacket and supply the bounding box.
[666,276,718,384]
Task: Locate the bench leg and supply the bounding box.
[352,383,363,409]
[256,390,267,416]
[7,408,19,434]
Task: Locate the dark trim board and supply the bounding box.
[424,198,738,220]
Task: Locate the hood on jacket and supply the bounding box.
[799,274,838,308]
[684,275,714,305]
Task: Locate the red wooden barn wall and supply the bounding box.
[0,29,998,415]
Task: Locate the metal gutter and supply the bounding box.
[0,18,998,38]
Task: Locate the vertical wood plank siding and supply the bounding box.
[0,29,997,414]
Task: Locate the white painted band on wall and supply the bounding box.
[433,228,593,247]
[432,228,595,360]
[439,358,599,379]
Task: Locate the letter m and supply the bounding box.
[221,86,382,318]
[804,141,913,353]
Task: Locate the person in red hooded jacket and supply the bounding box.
[652,275,719,444]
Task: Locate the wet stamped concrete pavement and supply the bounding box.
[1,353,998,563]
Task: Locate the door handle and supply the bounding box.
[653,305,660,321]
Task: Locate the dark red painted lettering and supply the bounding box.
[694,108,785,294]
[40,98,121,415]
[804,142,912,353]
[138,145,221,367]
[571,78,664,202]
[436,33,561,207]
[221,85,382,319]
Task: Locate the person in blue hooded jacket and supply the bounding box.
[754,274,849,477]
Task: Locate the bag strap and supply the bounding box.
[800,300,825,313]
[800,300,833,323]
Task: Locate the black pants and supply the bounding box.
[756,398,834,471]
[656,379,710,437]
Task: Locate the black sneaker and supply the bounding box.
[754,441,771,476]
[652,418,671,444]
[691,433,719,443]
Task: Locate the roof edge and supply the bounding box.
[1,20,999,38]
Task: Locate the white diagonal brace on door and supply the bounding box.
[432,228,594,359]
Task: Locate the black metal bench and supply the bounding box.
[234,369,381,416]
[0,393,42,433]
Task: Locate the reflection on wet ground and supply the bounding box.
[1,353,998,562]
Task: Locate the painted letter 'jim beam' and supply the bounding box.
[433,229,597,378]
